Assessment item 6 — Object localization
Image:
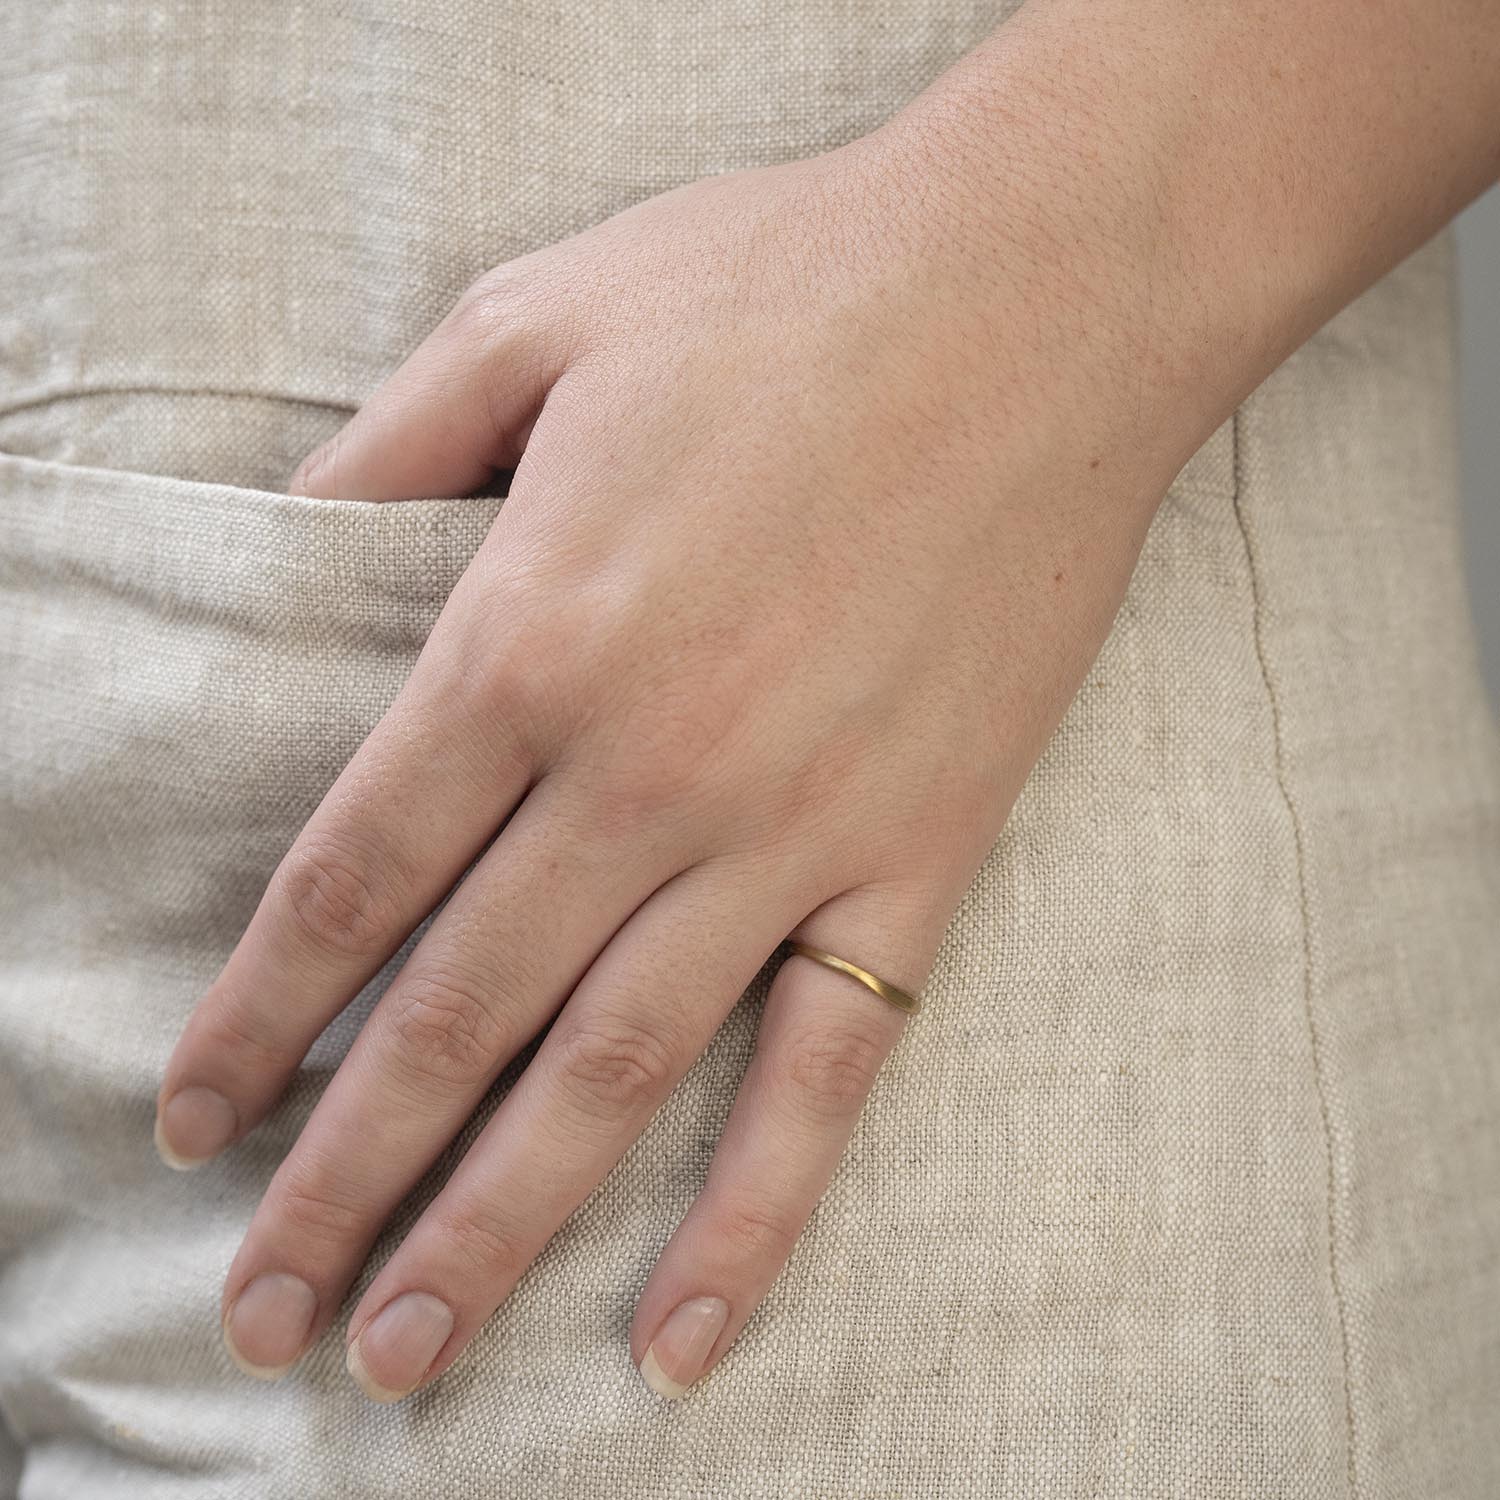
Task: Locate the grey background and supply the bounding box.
[1458,186,1499,711]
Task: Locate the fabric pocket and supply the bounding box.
[0,449,507,1494]
[0,446,502,1112]
[0,446,502,630]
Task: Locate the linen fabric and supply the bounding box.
[1,2,1497,1496]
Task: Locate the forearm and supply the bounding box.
[863,0,1500,498]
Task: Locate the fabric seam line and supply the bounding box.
[1230,402,1360,1499]
[0,383,356,426]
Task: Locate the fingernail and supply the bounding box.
[346,1292,455,1403]
[638,1296,730,1400]
[155,1086,238,1169]
[222,1273,318,1380]
[288,445,326,496]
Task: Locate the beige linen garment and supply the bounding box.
[2,2,1498,1497]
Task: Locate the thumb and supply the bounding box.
[290,273,571,502]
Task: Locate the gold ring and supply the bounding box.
[787,941,923,1017]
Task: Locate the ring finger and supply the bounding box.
[337,856,820,1401]
[627,882,946,1399]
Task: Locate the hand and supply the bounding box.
[155,116,1176,1403]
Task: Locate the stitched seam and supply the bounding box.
[1230,404,1360,1498]
[0,383,355,424]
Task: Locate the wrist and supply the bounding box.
[841,34,1229,512]
[860,0,1500,489]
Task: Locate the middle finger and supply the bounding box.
[339,854,815,1401]
[218,773,690,1379]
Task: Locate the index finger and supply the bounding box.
[154,615,536,1169]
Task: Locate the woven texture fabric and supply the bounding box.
[2,3,1498,1497]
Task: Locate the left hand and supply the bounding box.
[155,98,1182,1404]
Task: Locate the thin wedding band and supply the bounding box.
[787,941,923,1017]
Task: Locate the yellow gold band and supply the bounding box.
[787,941,923,1017]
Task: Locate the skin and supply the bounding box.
[156,0,1500,1403]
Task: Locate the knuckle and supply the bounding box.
[200,989,299,1073]
[582,733,718,834]
[435,603,586,757]
[385,966,511,1091]
[448,267,528,345]
[274,1165,369,1248]
[609,751,709,823]
[774,1017,889,1121]
[429,1204,527,1281]
[471,636,564,730]
[715,1193,800,1262]
[553,1011,680,1119]
[275,834,399,958]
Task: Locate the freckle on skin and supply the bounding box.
[1089,456,1101,469]
[1053,570,1064,583]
